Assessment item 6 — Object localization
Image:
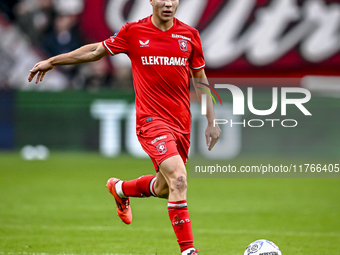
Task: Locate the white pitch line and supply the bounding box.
[0,253,145,255]
[2,224,340,238]
[195,228,340,237]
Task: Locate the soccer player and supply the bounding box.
[28,0,221,254]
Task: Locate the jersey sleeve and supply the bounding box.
[189,30,206,71]
[102,24,129,55]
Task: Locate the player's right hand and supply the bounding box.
[28,60,54,84]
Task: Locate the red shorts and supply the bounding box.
[138,124,190,172]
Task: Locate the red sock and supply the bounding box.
[168,200,194,253]
[122,175,156,197]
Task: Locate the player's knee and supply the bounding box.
[157,187,169,199]
[169,174,187,194]
[154,181,169,199]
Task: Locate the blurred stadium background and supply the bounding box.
[0,0,339,254]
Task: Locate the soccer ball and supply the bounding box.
[244,239,282,255]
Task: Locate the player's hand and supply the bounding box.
[205,123,221,151]
[28,60,54,84]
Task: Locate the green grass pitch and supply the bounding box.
[0,152,339,255]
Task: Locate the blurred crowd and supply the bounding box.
[0,0,133,91]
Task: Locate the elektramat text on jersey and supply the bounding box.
[141,56,188,66]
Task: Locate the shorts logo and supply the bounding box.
[151,135,167,144]
[178,39,188,52]
[156,142,167,155]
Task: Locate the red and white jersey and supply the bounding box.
[103,15,205,134]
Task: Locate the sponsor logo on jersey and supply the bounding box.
[141,56,188,66]
[139,40,150,47]
[151,135,167,144]
[178,39,188,52]
[172,34,191,41]
[156,142,167,155]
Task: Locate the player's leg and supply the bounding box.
[106,130,156,224]
[159,155,187,201]
[159,155,198,255]
[106,166,170,223]
[106,158,171,225]
[112,126,174,199]
[106,174,158,224]
[119,175,157,198]
[120,168,170,199]
[153,170,169,198]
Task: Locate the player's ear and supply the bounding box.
[149,0,153,7]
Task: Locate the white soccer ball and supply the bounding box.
[244,239,282,255]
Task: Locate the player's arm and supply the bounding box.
[191,68,221,151]
[28,42,109,84]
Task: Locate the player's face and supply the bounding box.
[150,0,179,23]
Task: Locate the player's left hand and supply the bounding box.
[205,123,221,151]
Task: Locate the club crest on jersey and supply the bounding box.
[178,39,188,52]
[156,142,167,155]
